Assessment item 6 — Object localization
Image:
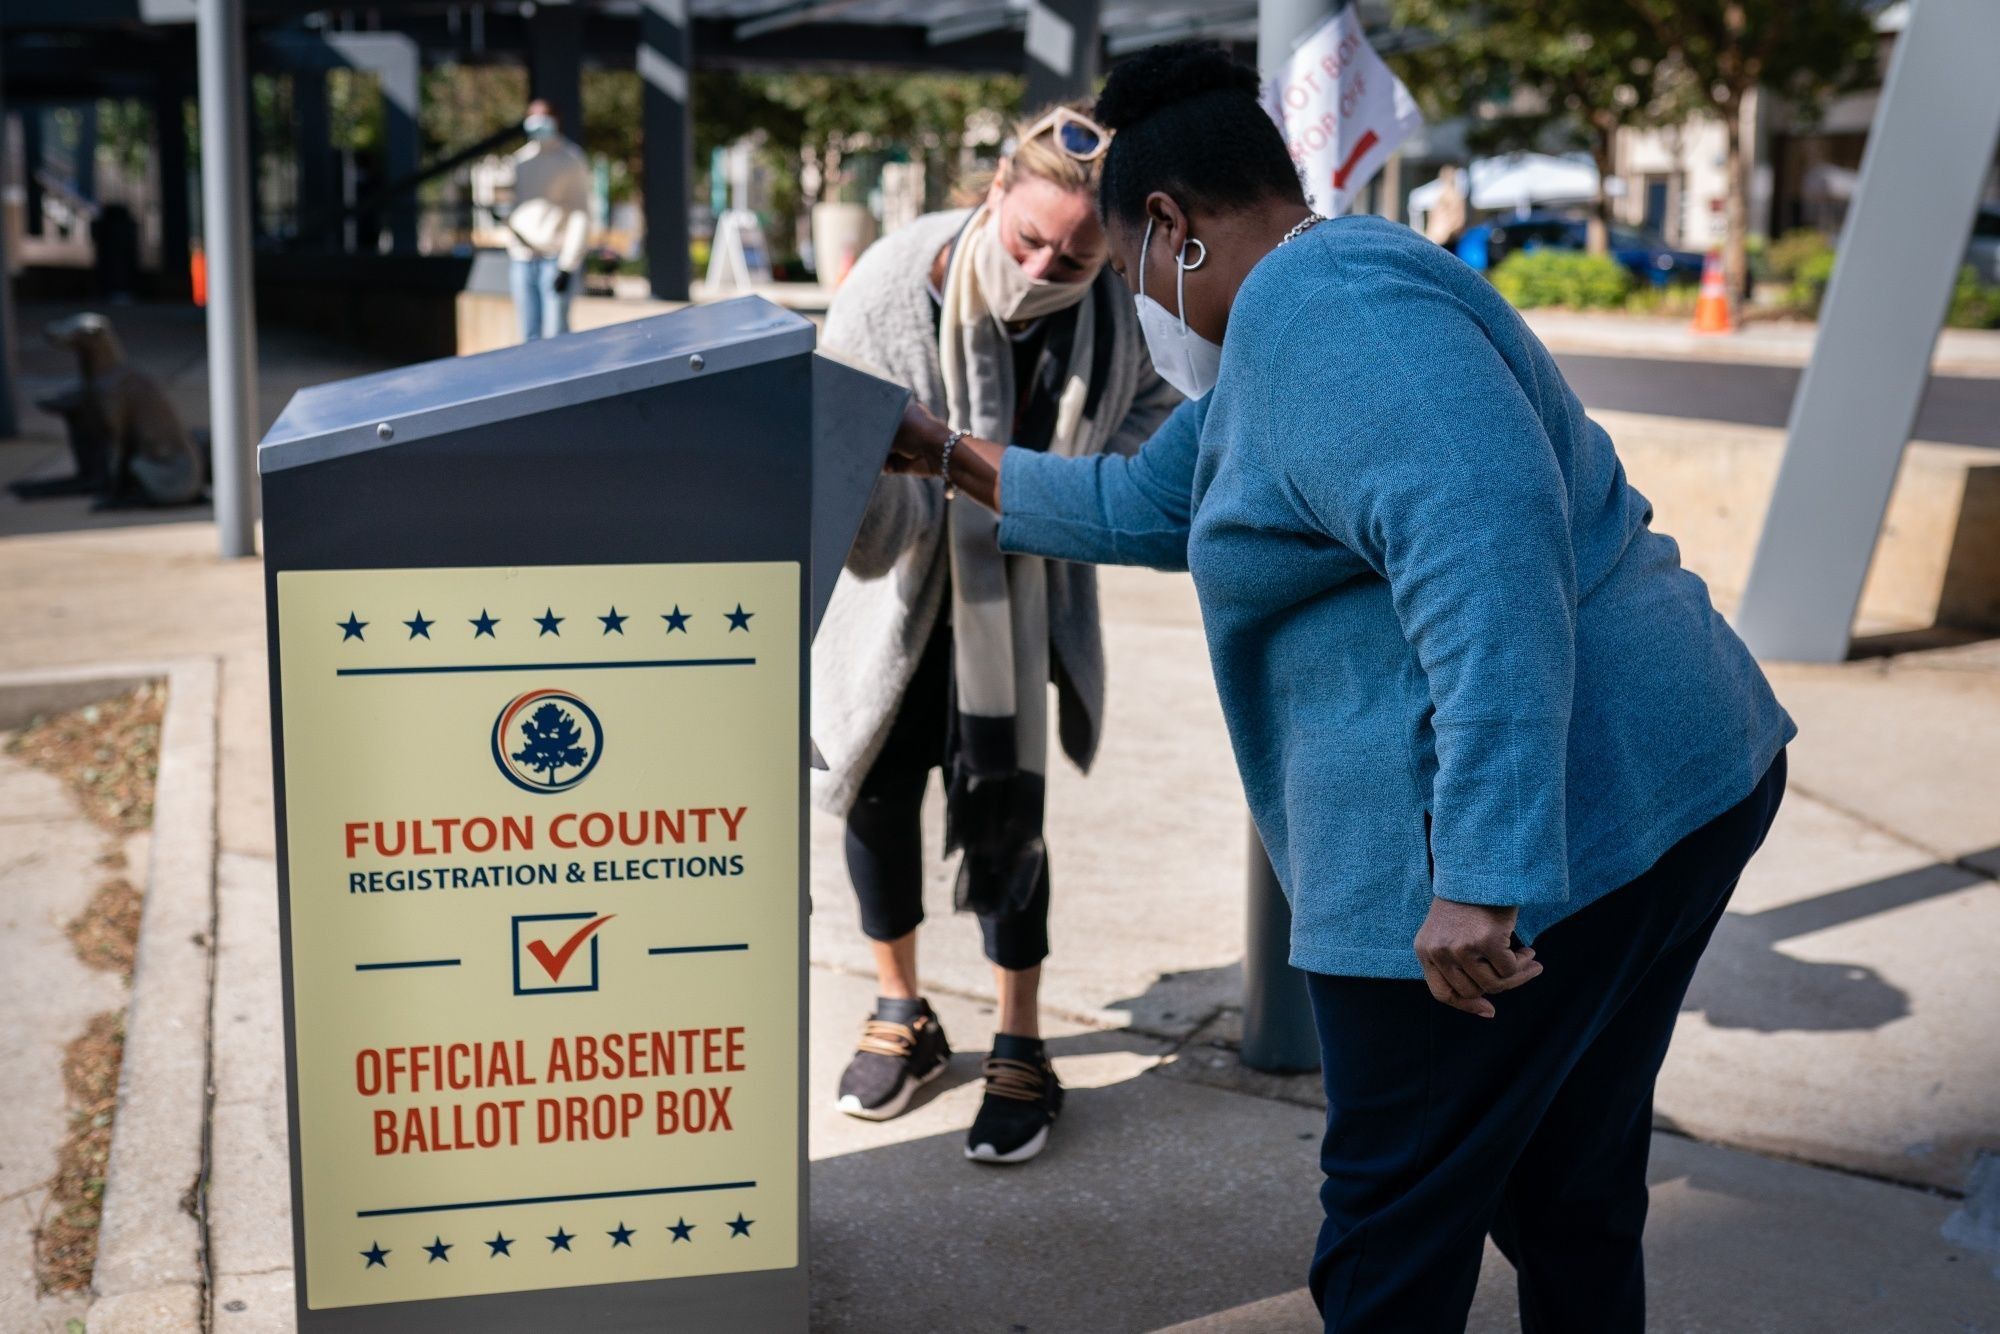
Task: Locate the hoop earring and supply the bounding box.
[1179,238,1207,271]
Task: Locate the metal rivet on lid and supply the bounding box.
[689,354,705,372]
[376,423,394,440]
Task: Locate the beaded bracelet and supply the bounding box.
[940,429,967,501]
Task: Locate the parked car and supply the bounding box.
[1967,206,2000,285]
[1454,212,1707,285]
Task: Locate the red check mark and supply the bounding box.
[524,915,615,982]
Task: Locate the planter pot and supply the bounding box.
[811,202,877,291]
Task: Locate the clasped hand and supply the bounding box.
[1413,898,1543,1019]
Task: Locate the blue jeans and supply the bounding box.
[510,256,572,342]
[1305,751,1786,1332]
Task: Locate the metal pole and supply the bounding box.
[1734,0,2000,662]
[639,0,693,301]
[373,37,421,255]
[1023,0,1101,109]
[198,0,259,558]
[0,34,21,438]
[1238,0,1347,1076]
[156,78,194,299]
[74,102,97,205]
[528,5,585,141]
[293,66,334,252]
[321,33,422,256]
[21,105,43,238]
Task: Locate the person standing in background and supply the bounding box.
[1424,163,1468,250]
[505,99,592,342]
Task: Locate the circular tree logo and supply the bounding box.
[492,689,603,794]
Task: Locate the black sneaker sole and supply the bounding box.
[835,1056,951,1122]
[964,1122,1051,1164]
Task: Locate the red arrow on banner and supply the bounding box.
[1332,130,1380,191]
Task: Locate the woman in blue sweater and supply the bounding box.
[887,42,1795,1334]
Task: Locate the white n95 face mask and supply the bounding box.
[1135,216,1224,400]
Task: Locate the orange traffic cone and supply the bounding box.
[1690,248,1733,335]
[190,245,208,308]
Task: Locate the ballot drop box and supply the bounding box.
[258,298,906,1330]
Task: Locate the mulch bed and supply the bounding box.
[9,686,164,1295]
[67,870,144,981]
[36,1014,126,1295]
[6,683,165,832]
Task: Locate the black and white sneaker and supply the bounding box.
[964,1035,1063,1164]
[836,998,952,1121]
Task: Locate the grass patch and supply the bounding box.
[35,1012,126,1295]
[7,683,166,832]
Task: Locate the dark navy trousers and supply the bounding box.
[1305,752,1786,1332]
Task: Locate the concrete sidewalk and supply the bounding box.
[0,744,128,1334]
[2,504,1993,1328]
[1521,308,2000,377]
[1,305,1996,1327]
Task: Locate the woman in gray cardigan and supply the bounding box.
[814,103,1176,1163]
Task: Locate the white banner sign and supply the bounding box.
[1261,6,1424,217]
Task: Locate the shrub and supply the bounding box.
[1946,265,2000,330]
[1491,249,1634,310]
[1765,228,1833,285]
[1789,248,1837,317]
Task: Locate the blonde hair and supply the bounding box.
[956,99,1102,205]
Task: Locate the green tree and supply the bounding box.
[690,70,1019,265]
[1628,0,1875,311]
[1392,0,1682,255]
[584,70,645,205]
[421,64,528,155]
[731,71,1020,206]
[94,101,156,183]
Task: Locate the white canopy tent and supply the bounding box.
[1407,152,1620,232]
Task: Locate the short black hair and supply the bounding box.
[1093,41,1305,229]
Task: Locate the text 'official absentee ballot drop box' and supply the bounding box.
[258,298,907,1331]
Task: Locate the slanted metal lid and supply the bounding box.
[258,296,817,473]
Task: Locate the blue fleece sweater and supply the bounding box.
[998,214,1795,979]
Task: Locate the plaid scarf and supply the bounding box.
[935,204,1099,917]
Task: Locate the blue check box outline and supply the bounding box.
[512,911,604,996]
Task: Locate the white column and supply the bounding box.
[1736,0,2000,660]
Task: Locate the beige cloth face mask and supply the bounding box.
[971,207,1099,322]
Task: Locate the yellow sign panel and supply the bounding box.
[275,562,800,1310]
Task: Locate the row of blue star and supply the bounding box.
[359,1213,754,1267]
[336,604,753,642]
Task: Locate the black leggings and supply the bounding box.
[845,619,1052,971]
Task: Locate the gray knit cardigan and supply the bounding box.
[810,208,1179,817]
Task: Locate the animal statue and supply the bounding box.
[10,312,205,507]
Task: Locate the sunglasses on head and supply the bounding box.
[1019,107,1113,162]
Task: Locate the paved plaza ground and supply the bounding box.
[0,305,1996,1330]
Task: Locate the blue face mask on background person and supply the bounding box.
[524,114,557,140]
[1135,215,1224,400]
